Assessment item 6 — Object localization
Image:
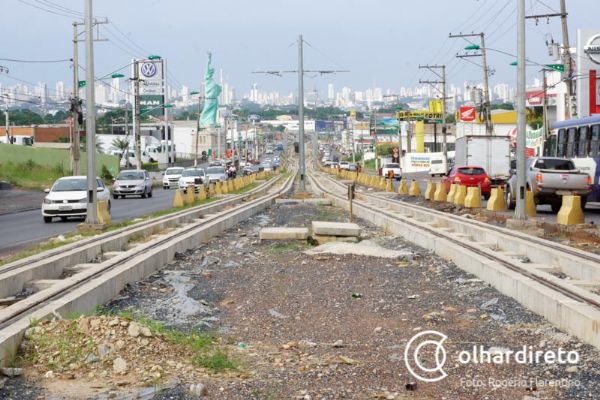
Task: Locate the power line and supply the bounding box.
[0,57,71,63]
[16,0,81,18]
[33,0,82,16]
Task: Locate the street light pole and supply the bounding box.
[84,0,98,225]
[515,0,527,220]
[298,34,306,191]
[71,21,81,175]
[133,60,142,170]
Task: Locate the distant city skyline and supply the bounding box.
[0,0,595,101]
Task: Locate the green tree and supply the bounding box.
[110,137,129,154]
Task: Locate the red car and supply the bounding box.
[441,166,491,199]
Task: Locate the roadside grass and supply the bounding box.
[95,307,237,372]
[0,144,118,190]
[363,159,376,171]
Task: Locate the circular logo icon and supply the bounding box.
[404,330,448,383]
[585,34,600,65]
[140,63,157,78]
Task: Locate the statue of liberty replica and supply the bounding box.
[199,53,222,158]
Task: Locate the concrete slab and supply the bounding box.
[275,199,301,205]
[312,221,360,237]
[313,234,359,245]
[304,240,408,258]
[259,227,309,241]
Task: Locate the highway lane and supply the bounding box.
[0,188,176,257]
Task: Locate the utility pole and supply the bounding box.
[252,35,348,191]
[132,60,142,170]
[542,68,549,147]
[71,22,81,174]
[515,0,527,220]
[298,34,306,190]
[419,64,448,164]
[4,102,9,144]
[84,0,98,225]
[450,32,493,135]
[526,1,572,117]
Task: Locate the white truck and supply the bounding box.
[454,135,511,186]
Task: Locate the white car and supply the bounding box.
[205,166,228,183]
[339,161,350,170]
[42,176,110,223]
[381,163,402,180]
[162,167,184,189]
[178,168,206,193]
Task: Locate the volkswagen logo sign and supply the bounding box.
[584,34,600,65]
[140,62,157,78]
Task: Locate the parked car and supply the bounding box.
[505,157,591,212]
[381,163,402,180]
[162,167,184,189]
[42,176,110,223]
[441,166,491,198]
[205,166,228,183]
[113,170,153,199]
[178,168,206,193]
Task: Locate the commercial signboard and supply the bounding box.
[577,30,600,116]
[138,60,163,95]
[140,95,165,117]
[459,106,477,122]
[396,110,444,123]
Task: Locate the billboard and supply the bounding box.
[140,95,165,116]
[137,59,165,117]
[459,106,477,122]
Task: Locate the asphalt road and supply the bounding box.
[0,188,176,257]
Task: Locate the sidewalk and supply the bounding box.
[0,188,44,215]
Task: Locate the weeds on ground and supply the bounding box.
[267,241,310,253]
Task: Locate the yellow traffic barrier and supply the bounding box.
[231,178,237,191]
[379,177,387,191]
[408,180,421,196]
[208,182,215,196]
[433,183,447,202]
[197,185,207,201]
[453,185,467,206]
[398,179,408,195]
[370,175,379,188]
[557,195,584,225]
[172,189,184,207]
[526,190,537,217]
[424,181,436,200]
[447,184,457,203]
[185,184,195,205]
[464,187,482,208]
[386,178,394,192]
[97,200,111,225]
[222,179,229,194]
[486,187,506,211]
[216,181,224,195]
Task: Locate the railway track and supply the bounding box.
[0,170,296,365]
[307,165,600,349]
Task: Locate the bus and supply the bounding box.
[549,115,600,202]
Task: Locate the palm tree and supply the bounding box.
[111,137,129,155]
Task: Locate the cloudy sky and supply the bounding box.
[0,0,596,97]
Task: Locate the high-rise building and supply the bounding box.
[327,83,334,102]
[55,81,65,101]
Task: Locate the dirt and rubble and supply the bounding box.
[4,201,600,399]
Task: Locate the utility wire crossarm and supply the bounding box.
[251,35,348,192]
[449,32,493,136]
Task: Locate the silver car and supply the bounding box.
[205,166,228,183]
[112,169,153,199]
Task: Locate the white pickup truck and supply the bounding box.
[381,162,402,180]
[506,157,591,212]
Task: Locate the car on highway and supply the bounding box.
[42,176,110,223]
[205,166,228,183]
[178,167,206,193]
[260,161,274,172]
[112,170,153,199]
[162,167,184,189]
[505,157,591,212]
[348,163,358,172]
[243,165,258,175]
[441,166,491,198]
[339,161,350,170]
[329,162,339,169]
[381,163,402,180]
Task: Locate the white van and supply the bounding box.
[429,155,448,176]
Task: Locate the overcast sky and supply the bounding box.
[0,0,596,97]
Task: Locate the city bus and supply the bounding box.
[549,115,600,202]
